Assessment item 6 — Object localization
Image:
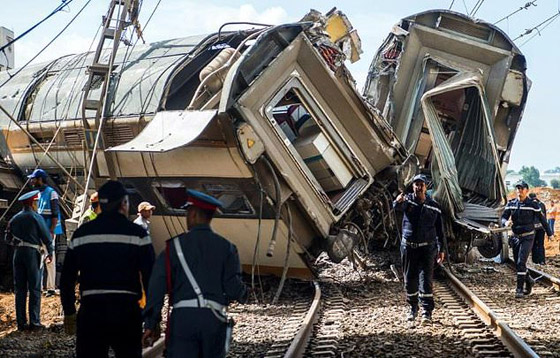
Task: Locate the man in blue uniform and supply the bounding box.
[60,180,155,358]
[502,181,553,298]
[28,168,63,296]
[394,174,445,324]
[142,189,248,358]
[5,190,53,331]
[529,192,547,264]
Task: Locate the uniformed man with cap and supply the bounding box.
[142,189,248,358]
[27,168,63,296]
[394,174,445,324]
[60,180,155,358]
[502,181,553,298]
[5,190,53,331]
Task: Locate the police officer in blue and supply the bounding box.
[28,168,63,296]
[60,180,155,358]
[394,174,445,324]
[142,189,248,358]
[5,190,53,331]
[502,181,553,298]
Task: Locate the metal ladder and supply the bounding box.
[80,0,140,182]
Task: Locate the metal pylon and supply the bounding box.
[80,0,139,183]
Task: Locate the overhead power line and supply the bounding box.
[513,10,560,41]
[0,0,92,89]
[449,0,456,10]
[494,1,538,25]
[470,0,485,17]
[0,0,76,53]
[519,11,560,46]
[462,0,470,14]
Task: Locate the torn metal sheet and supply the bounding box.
[107,110,217,152]
[421,71,507,217]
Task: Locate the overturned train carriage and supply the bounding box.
[0,12,408,278]
[363,10,529,259]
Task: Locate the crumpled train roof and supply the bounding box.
[0,34,209,126]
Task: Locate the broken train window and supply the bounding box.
[265,82,357,195]
[152,180,254,216]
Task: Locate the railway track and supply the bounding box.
[142,257,560,358]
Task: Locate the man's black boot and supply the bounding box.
[524,275,534,295]
[406,307,418,321]
[515,275,525,298]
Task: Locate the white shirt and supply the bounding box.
[133,216,150,234]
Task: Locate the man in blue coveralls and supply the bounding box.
[28,168,63,296]
[142,189,248,358]
[5,190,53,331]
[502,181,553,298]
[394,174,445,324]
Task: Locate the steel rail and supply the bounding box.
[505,258,560,292]
[142,336,165,358]
[441,265,539,358]
[283,281,321,358]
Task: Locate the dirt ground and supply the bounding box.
[0,293,73,358]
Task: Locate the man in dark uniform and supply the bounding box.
[502,181,553,298]
[142,189,248,358]
[529,192,547,264]
[28,168,63,296]
[394,174,445,324]
[5,190,53,331]
[60,180,155,358]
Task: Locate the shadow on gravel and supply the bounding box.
[0,324,74,358]
[338,330,475,358]
[227,341,276,358]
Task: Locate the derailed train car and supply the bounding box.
[0,8,527,279]
[0,10,409,278]
[364,10,529,259]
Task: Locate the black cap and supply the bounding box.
[412,174,428,183]
[98,180,131,204]
[515,180,529,189]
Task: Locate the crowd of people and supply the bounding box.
[3,167,559,354]
[4,169,247,358]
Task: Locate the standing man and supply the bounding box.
[28,168,63,297]
[547,200,557,236]
[5,190,53,331]
[529,193,547,264]
[394,174,445,324]
[142,189,247,358]
[502,181,553,298]
[60,180,155,358]
[134,201,155,235]
[80,192,101,225]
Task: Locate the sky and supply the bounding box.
[0,0,559,172]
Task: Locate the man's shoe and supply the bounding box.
[29,323,46,331]
[515,289,524,298]
[524,278,534,295]
[406,308,418,321]
[421,312,432,325]
[17,324,29,332]
[45,290,56,297]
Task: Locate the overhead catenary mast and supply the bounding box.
[80,0,140,183]
[78,0,141,221]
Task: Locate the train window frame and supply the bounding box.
[151,180,256,217]
[263,77,365,198]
